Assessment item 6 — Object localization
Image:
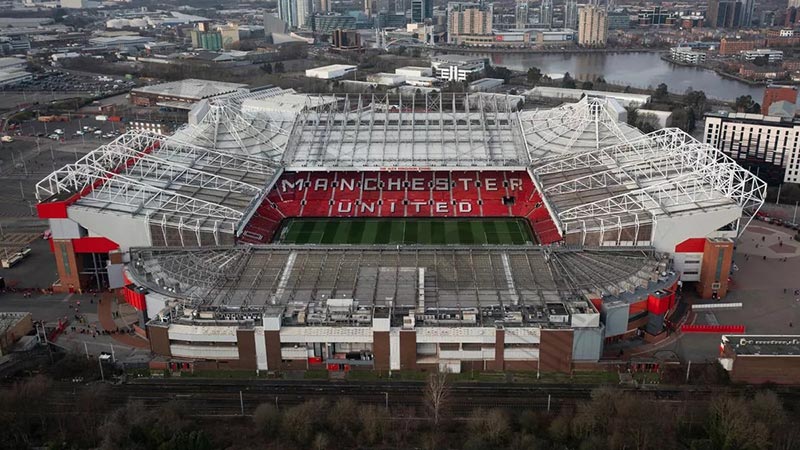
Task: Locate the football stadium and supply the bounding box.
[35,89,767,374]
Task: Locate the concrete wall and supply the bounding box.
[69,207,151,250]
[652,206,741,253]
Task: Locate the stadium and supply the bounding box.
[35,89,767,374]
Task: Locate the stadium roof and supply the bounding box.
[130,245,670,326]
[281,93,530,169]
[171,87,297,161]
[530,128,767,239]
[518,97,643,160]
[35,131,276,242]
[37,91,766,249]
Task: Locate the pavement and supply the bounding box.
[621,221,800,365]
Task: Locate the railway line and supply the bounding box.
[26,378,797,418]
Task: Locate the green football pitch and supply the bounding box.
[274,218,536,245]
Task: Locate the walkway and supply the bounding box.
[97,294,149,349]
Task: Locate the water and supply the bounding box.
[481,51,766,102]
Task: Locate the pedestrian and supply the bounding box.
[790,322,793,328]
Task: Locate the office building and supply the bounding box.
[296,0,312,28]
[516,0,529,28]
[431,54,486,81]
[278,0,299,28]
[564,0,578,29]
[578,3,607,47]
[704,112,800,185]
[312,14,357,32]
[670,46,707,64]
[763,85,798,114]
[447,2,493,45]
[540,0,553,27]
[741,49,783,64]
[706,0,754,28]
[331,29,362,50]
[411,0,433,22]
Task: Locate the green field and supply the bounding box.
[274,218,535,245]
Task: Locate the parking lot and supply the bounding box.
[0,70,135,97]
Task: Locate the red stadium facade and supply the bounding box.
[240,170,560,244]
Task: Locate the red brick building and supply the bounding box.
[762,85,798,114]
[719,38,764,55]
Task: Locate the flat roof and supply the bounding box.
[306,64,357,73]
[132,79,248,101]
[724,335,800,356]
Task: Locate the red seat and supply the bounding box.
[238,169,561,244]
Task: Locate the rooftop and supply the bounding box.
[132,79,248,101]
[130,245,668,327]
[531,128,766,240]
[724,335,800,356]
[282,93,530,169]
[35,131,277,242]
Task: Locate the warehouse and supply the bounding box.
[305,64,357,80]
[130,79,248,109]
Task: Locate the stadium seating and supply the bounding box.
[240,170,563,244]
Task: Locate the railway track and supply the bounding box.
[23,378,792,418]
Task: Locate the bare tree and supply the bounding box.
[424,371,450,426]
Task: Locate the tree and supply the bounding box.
[654,82,669,100]
[261,64,273,74]
[582,80,594,90]
[253,403,281,438]
[706,395,770,450]
[753,55,768,67]
[527,67,543,85]
[423,371,450,426]
[735,94,761,113]
[274,62,285,73]
[561,72,576,89]
[635,112,660,133]
[469,408,511,445]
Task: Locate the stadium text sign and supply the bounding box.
[280,175,525,214]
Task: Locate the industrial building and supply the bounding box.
[35,90,766,374]
[130,79,248,109]
[305,64,357,80]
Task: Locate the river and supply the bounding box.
[479,51,766,102]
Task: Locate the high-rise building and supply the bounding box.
[447,2,493,44]
[707,0,755,28]
[515,0,529,28]
[564,0,578,29]
[578,3,607,47]
[411,0,433,22]
[540,0,553,27]
[296,0,313,28]
[278,0,299,27]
